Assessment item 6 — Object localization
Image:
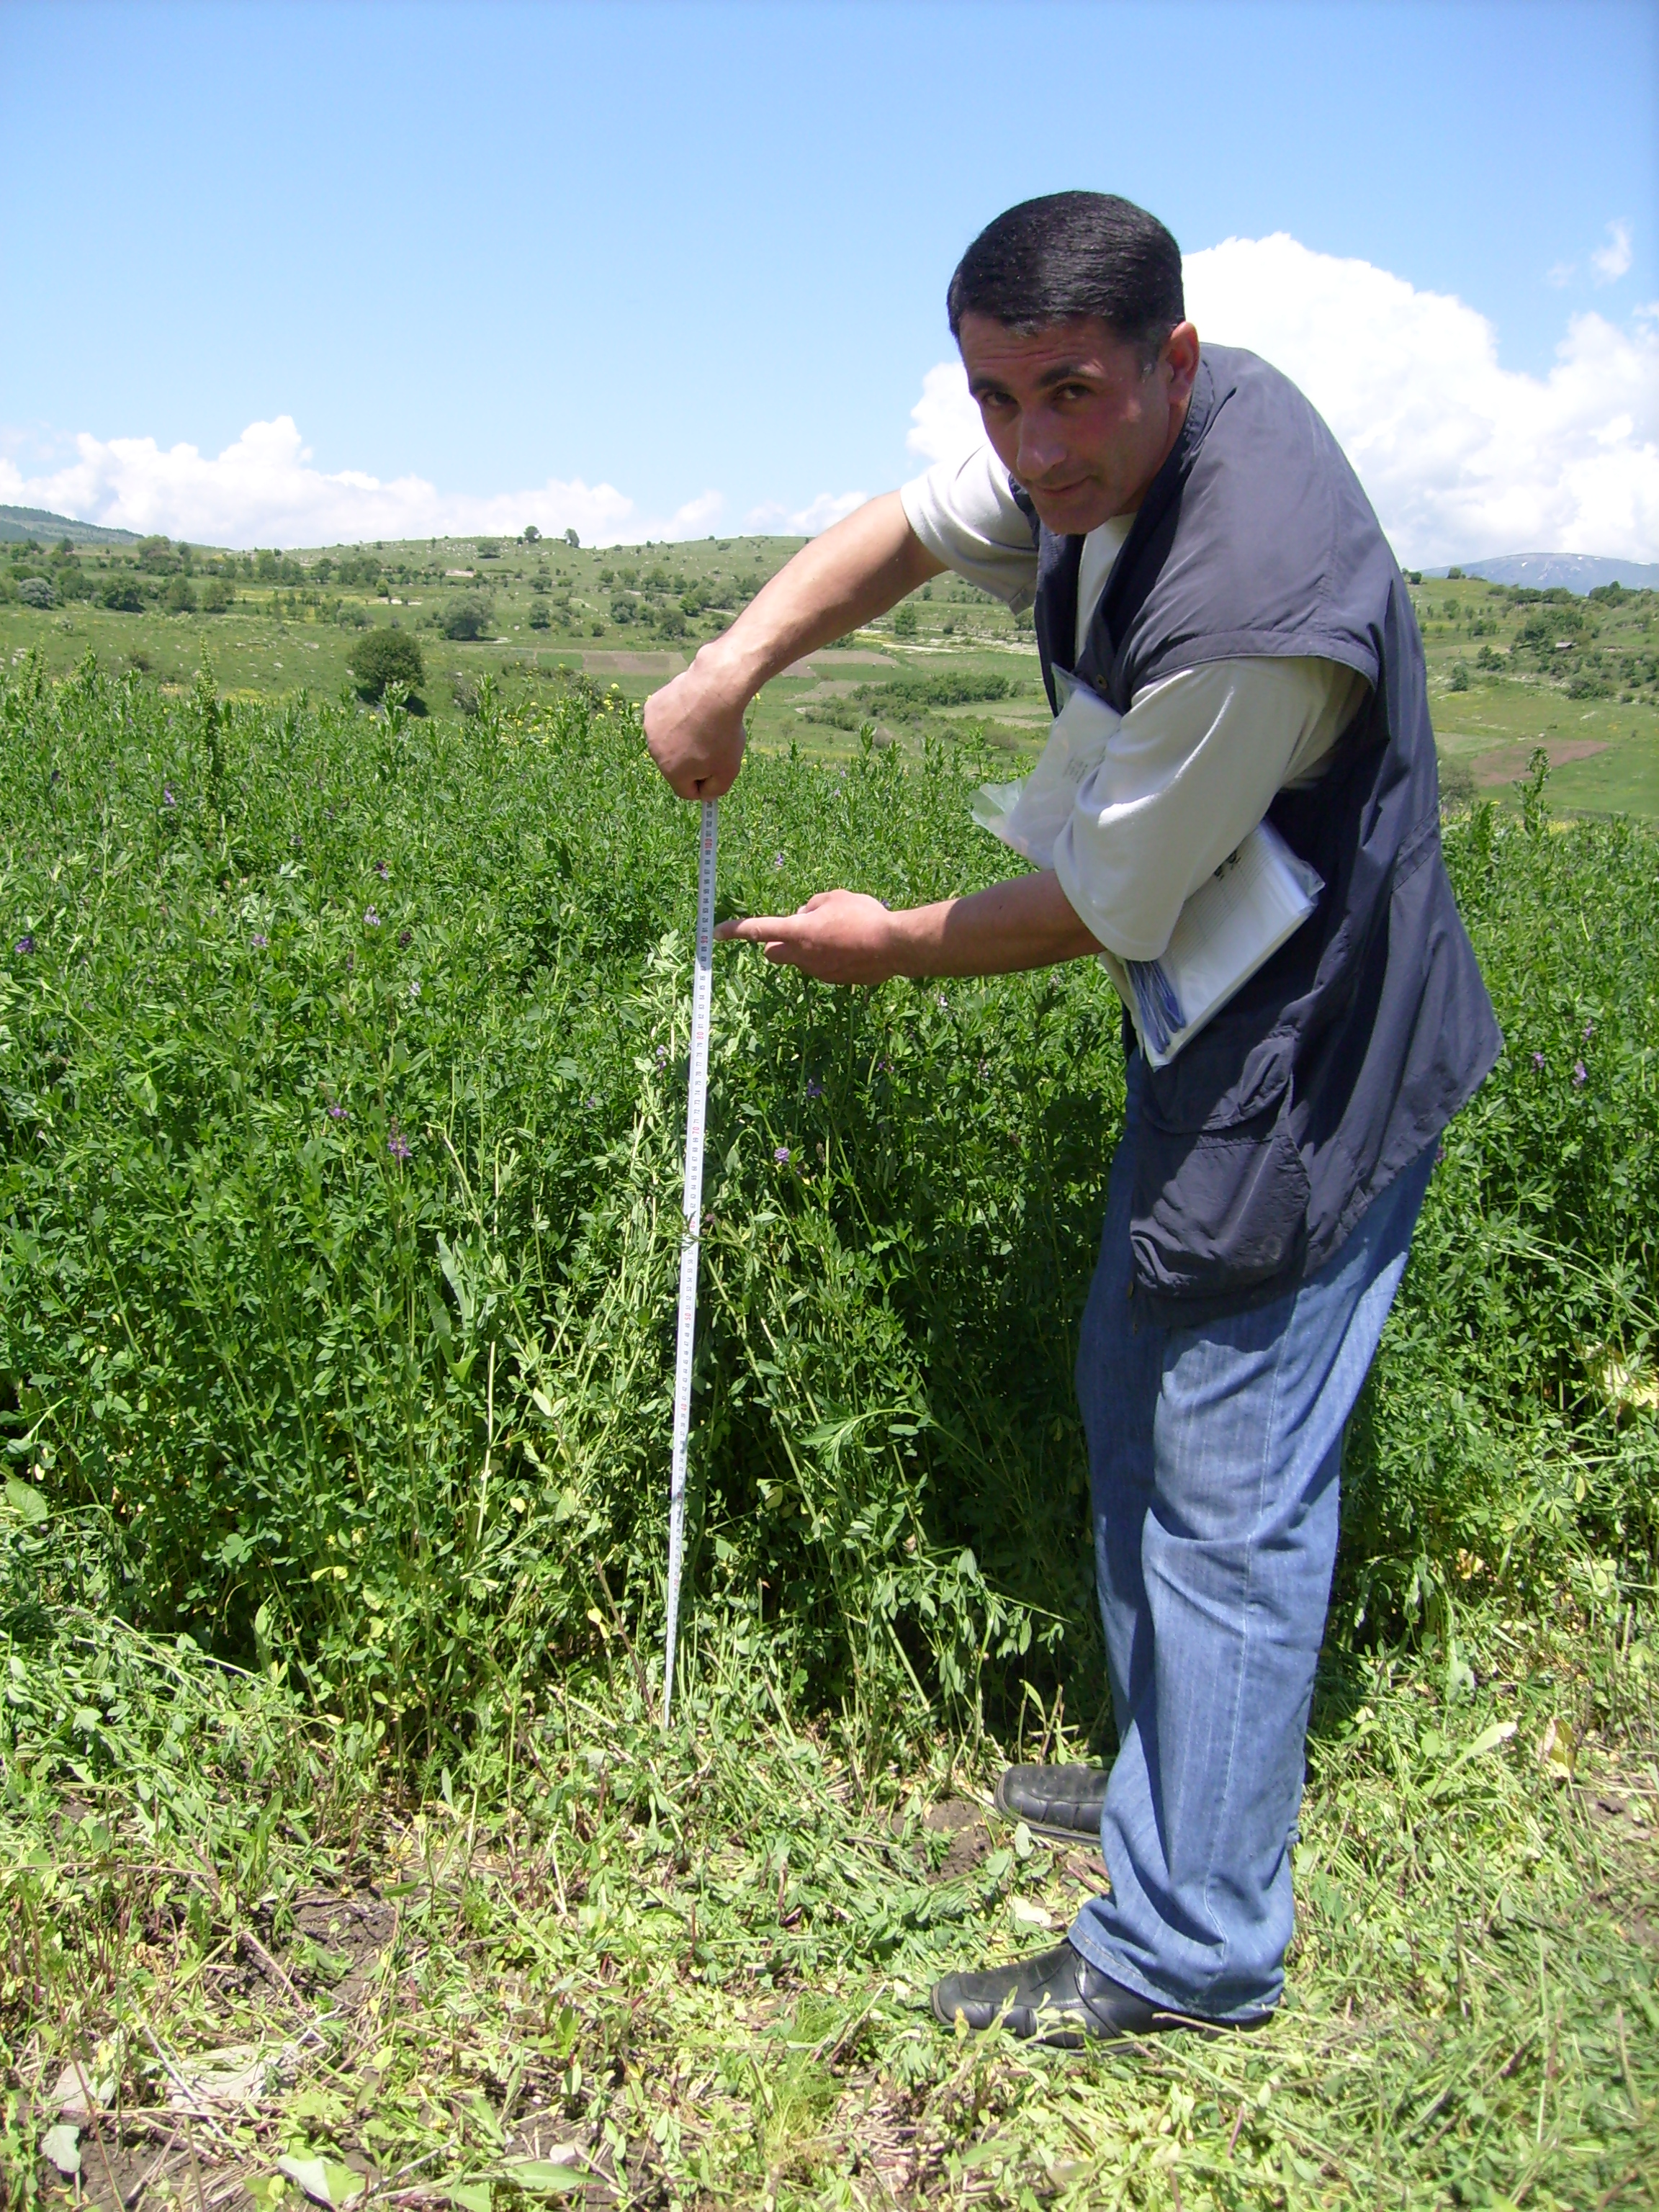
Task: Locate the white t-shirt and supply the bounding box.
[899,445,1367,961]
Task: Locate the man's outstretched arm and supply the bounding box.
[644,492,944,799]
[715,873,1104,984]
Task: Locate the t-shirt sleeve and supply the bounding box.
[899,446,1040,611]
[1052,657,1364,963]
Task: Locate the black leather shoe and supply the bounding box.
[930,1941,1271,2049]
[994,1762,1110,1843]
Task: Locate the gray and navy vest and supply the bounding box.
[1017,343,1501,1323]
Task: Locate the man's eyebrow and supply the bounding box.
[968,361,1097,397]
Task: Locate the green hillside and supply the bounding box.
[4,530,1656,815]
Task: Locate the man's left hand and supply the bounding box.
[715,889,899,984]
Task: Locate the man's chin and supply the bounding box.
[1025,486,1118,536]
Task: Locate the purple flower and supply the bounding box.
[14,935,35,956]
[397,927,411,948]
[774,1145,791,1164]
[806,1077,823,1098]
[587,1094,601,1109]
[328,1103,347,1121]
[773,853,785,870]
[936,993,948,1010]
[375,860,390,880]
[1581,1021,1595,1041]
[409,980,421,1000]
[656,1044,669,1065]
[1532,1052,1546,1071]
[364,907,382,929]
[388,1128,412,1161]
[1573,1061,1588,1088]
[163,784,176,808]
[251,932,268,949]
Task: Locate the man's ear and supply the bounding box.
[1163,320,1200,400]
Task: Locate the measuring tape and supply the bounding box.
[662,796,718,1727]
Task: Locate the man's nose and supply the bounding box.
[1014,410,1069,481]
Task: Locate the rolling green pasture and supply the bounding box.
[6,535,1658,818]
[1,653,1656,2207]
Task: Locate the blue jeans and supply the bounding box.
[1067,1062,1434,2020]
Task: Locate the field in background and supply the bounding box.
[5,531,1656,814]
[1,655,1656,2207]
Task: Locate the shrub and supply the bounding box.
[165,576,197,615]
[346,626,425,700]
[17,577,53,609]
[441,599,493,641]
[528,603,551,631]
[0,670,1651,1756]
[891,603,919,637]
[199,577,235,614]
[100,577,144,612]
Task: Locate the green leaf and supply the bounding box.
[42,2125,81,2177]
[450,2188,493,2212]
[503,2161,587,2195]
[4,1475,48,1525]
[277,2157,366,2208]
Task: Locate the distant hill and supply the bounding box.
[0,504,140,547]
[1426,552,1659,594]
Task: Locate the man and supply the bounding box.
[644,192,1498,2046]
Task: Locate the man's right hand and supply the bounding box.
[644,649,749,800]
[642,494,944,802]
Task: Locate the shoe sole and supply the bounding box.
[992,1772,1107,1845]
[931,1983,1273,2049]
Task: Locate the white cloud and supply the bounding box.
[906,360,984,467]
[744,489,867,535]
[0,415,724,549]
[1591,220,1633,285]
[902,233,1659,567]
[1182,233,1659,563]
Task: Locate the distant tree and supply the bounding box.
[199,577,235,613]
[610,596,636,626]
[164,575,197,614]
[891,603,919,637]
[523,524,541,543]
[441,599,493,641]
[1449,662,1470,692]
[101,577,144,612]
[528,603,551,631]
[18,577,54,609]
[1447,567,1465,580]
[135,535,174,572]
[347,627,425,700]
[655,603,689,640]
[565,528,580,549]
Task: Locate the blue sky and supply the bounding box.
[4,0,1655,555]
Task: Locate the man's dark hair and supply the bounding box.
[946,192,1184,367]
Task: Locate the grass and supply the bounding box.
[4,540,1658,815]
[4,1563,1656,2208]
[1,649,1657,2206]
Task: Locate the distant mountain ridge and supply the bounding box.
[1425,552,1659,594]
[0,504,141,547]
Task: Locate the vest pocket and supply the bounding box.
[1128,1043,1310,1305]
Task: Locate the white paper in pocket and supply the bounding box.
[970,669,1122,869]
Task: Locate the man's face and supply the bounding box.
[958,312,1200,536]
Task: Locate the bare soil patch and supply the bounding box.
[579,650,687,675]
[1473,737,1611,784]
